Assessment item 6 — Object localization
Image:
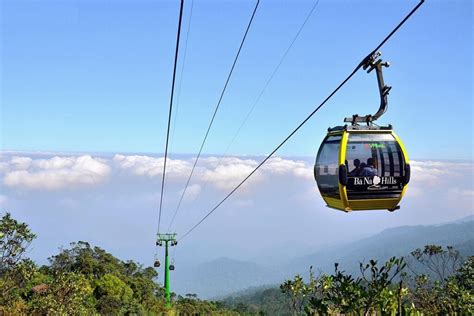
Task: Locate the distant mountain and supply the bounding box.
[450,214,474,224]
[174,218,474,299]
[172,257,280,299]
[287,220,474,277]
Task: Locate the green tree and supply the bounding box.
[280,274,312,315]
[359,257,406,314]
[0,213,36,273]
[28,272,95,314]
[308,263,365,315]
[0,259,38,314]
[48,241,124,278]
[0,213,241,315]
[0,213,38,314]
[408,254,474,314]
[410,244,461,282]
[94,273,134,314]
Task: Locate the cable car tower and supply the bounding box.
[155,233,177,308]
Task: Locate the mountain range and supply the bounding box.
[172,216,474,298]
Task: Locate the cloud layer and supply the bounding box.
[112,155,312,191]
[1,152,472,282]
[1,154,472,202]
[2,155,110,190]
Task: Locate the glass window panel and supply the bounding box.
[315,136,341,199]
[345,132,405,199]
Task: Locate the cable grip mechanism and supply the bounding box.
[344,51,392,125]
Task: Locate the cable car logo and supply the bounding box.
[353,176,398,186]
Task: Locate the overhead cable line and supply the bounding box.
[180,0,322,209]
[168,0,321,216]
[223,0,321,156]
[167,0,260,231]
[169,0,195,155]
[157,0,185,234]
[178,0,425,241]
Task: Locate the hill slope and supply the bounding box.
[288,220,474,276]
[173,257,280,298]
[174,219,474,298]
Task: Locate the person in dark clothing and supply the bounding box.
[349,159,361,176]
[357,163,367,176]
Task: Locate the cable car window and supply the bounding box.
[345,133,405,199]
[315,135,341,199]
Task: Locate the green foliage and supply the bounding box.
[276,252,471,315]
[304,258,407,315]
[0,213,239,315]
[407,254,474,314]
[0,259,38,313]
[309,263,365,314]
[28,272,95,314]
[48,241,124,278]
[280,274,311,314]
[410,244,462,282]
[221,286,289,315]
[1,213,473,315]
[174,294,240,315]
[358,257,406,314]
[95,273,133,313]
[0,212,36,272]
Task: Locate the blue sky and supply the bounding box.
[0,0,473,297]
[1,0,472,159]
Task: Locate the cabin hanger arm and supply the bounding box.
[345,51,392,125]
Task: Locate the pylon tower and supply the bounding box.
[156,233,177,307]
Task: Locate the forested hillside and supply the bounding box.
[286,219,474,276]
[1,212,472,315]
[223,247,473,315]
[0,213,236,315]
[175,218,474,298]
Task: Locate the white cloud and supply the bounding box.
[3,155,110,190]
[113,155,315,190]
[410,160,473,184]
[10,156,32,170]
[113,155,259,190]
[0,162,8,174]
[33,156,76,169]
[200,156,258,168]
[202,162,260,190]
[263,157,314,180]
[113,155,191,178]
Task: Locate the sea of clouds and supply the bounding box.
[0,152,472,266]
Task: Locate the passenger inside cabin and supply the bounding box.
[349,159,361,176]
[360,158,378,176]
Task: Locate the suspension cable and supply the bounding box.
[178,0,425,241]
[157,0,185,234]
[177,0,322,211]
[224,0,321,156]
[169,0,195,155]
[167,0,260,231]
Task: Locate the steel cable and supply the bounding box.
[167,0,261,231]
[157,0,185,234]
[178,0,425,241]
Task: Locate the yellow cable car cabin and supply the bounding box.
[314,125,410,212]
[314,52,411,212]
